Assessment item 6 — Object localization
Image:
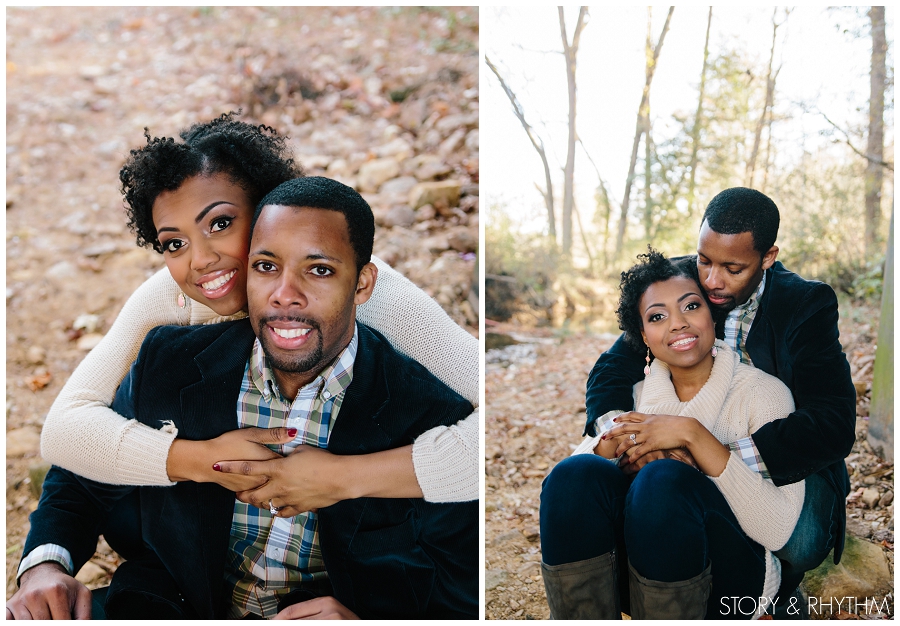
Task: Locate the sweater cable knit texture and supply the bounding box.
[40,256,478,502]
[574,341,804,612]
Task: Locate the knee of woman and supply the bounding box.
[543,455,622,493]
[625,459,702,518]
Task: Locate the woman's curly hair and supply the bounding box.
[615,247,704,350]
[119,111,303,252]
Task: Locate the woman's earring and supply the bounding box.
[644,346,651,376]
[177,293,187,309]
[711,344,718,357]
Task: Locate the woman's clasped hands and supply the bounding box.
[602,411,700,474]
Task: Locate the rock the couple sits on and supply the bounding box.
[540,188,856,620]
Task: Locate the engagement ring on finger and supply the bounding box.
[629,433,637,443]
[269,499,278,515]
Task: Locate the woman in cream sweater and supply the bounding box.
[39,113,478,509]
[539,249,803,620]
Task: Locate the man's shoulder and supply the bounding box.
[356,323,470,407]
[134,318,254,375]
[769,262,835,297]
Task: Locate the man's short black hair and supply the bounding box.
[616,247,704,350]
[701,187,780,255]
[252,176,374,275]
[119,112,303,253]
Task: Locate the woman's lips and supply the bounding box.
[668,335,698,351]
[196,269,238,299]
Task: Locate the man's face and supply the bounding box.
[247,205,376,395]
[696,220,778,314]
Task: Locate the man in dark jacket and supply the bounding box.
[9,177,477,619]
[541,187,855,618]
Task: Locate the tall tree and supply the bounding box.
[686,7,713,216]
[865,5,886,257]
[485,55,557,241]
[614,6,674,262]
[559,7,589,257]
[746,8,786,188]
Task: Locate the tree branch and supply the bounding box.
[820,111,894,171]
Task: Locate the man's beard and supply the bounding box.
[257,316,324,375]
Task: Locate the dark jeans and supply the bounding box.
[540,455,769,619]
[773,472,839,597]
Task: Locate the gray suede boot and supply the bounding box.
[628,560,712,619]
[541,552,620,619]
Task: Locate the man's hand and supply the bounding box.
[273,596,359,620]
[216,445,351,516]
[6,562,92,620]
[167,427,293,491]
[619,447,698,475]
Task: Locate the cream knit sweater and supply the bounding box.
[40,256,479,503]
[573,341,804,614]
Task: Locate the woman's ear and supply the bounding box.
[641,332,648,346]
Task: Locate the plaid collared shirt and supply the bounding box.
[720,270,769,475]
[225,325,358,618]
[722,270,766,365]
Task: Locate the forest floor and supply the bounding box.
[6,6,478,599]
[485,297,893,620]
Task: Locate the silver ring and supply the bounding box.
[269,499,278,516]
[629,433,637,444]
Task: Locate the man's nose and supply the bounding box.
[270,274,308,308]
[704,266,724,291]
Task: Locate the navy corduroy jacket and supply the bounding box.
[25,319,477,619]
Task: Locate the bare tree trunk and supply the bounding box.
[577,137,613,269]
[573,200,595,275]
[747,8,785,188]
[643,96,653,241]
[866,6,886,257]
[686,7,712,216]
[559,7,589,257]
[614,6,674,262]
[485,55,557,242]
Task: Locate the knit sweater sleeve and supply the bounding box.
[361,256,479,502]
[40,268,190,486]
[709,376,805,552]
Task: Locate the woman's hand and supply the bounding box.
[214,444,424,515]
[619,447,698,475]
[166,428,295,491]
[604,411,730,477]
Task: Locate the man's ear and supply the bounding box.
[761,245,779,271]
[354,262,378,305]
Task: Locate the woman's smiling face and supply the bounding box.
[152,173,252,316]
[639,275,716,371]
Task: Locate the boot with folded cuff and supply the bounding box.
[541,551,620,619]
[628,559,712,620]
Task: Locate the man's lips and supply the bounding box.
[266,323,314,349]
[706,293,731,305]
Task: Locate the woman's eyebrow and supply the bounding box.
[194,201,231,223]
[678,291,702,302]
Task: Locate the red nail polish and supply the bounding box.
[601,435,606,440]
[212,463,221,471]
[287,428,298,437]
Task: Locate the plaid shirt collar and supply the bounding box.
[730,268,767,317]
[250,324,358,406]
